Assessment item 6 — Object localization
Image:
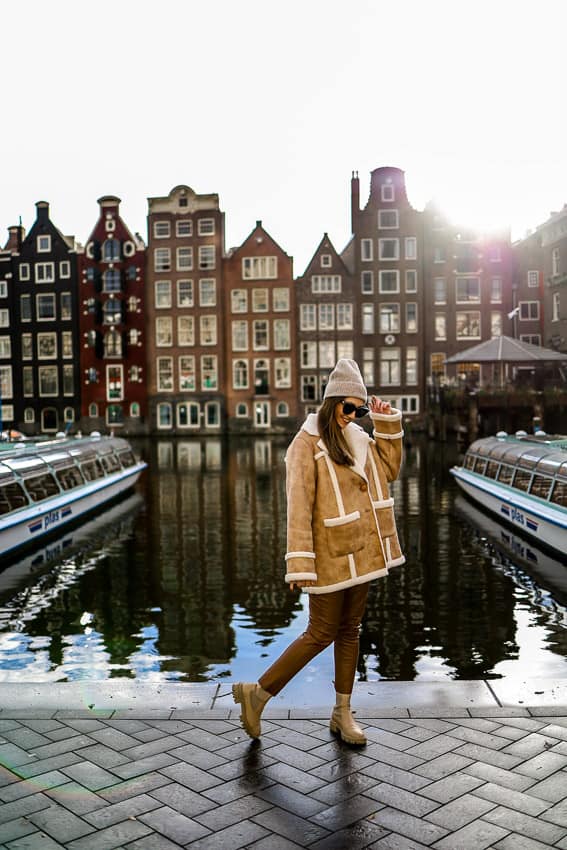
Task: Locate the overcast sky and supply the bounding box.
[1,0,565,272]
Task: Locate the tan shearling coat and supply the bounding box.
[284,409,405,594]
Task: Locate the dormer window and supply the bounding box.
[321,254,332,268]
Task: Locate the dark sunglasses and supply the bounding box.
[340,400,369,418]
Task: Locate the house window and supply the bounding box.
[552,292,560,322]
[520,334,541,346]
[201,355,218,389]
[491,277,502,303]
[318,304,334,330]
[434,246,445,263]
[130,402,140,418]
[178,315,195,346]
[435,313,447,341]
[405,270,417,293]
[233,358,249,389]
[62,332,73,358]
[378,209,399,229]
[434,278,446,304]
[157,403,173,429]
[362,303,374,334]
[552,248,560,277]
[274,319,290,349]
[154,247,171,272]
[89,403,99,417]
[60,292,71,320]
[176,220,192,237]
[275,357,291,387]
[381,183,395,202]
[177,279,193,307]
[406,302,418,333]
[252,288,269,311]
[36,293,56,320]
[38,333,57,359]
[0,281,6,298]
[231,289,248,312]
[199,278,216,306]
[102,298,121,325]
[104,329,122,357]
[488,245,501,262]
[198,245,215,270]
[21,295,31,321]
[319,341,335,367]
[177,247,193,270]
[236,403,248,417]
[337,303,353,329]
[300,304,316,330]
[527,270,539,288]
[38,365,58,396]
[456,277,480,303]
[179,355,196,390]
[380,349,400,385]
[312,275,341,293]
[254,401,270,428]
[253,320,269,349]
[155,280,172,308]
[320,254,332,267]
[0,365,12,399]
[379,239,399,260]
[301,341,316,368]
[519,301,540,321]
[273,288,290,311]
[22,334,33,359]
[361,239,373,261]
[361,271,374,293]
[103,239,121,262]
[35,262,55,283]
[491,312,503,337]
[379,270,399,294]
[301,375,317,401]
[19,263,30,281]
[363,348,374,385]
[103,269,121,293]
[156,317,173,346]
[456,311,481,339]
[0,337,11,358]
[405,237,417,260]
[0,309,9,327]
[430,352,445,379]
[232,320,248,351]
[337,340,354,359]
[379,303,400,333]
[406,347,418,385]
[205,402,220,427]
[200,315,217,345]
[153,221,170,238]
[24,404,35,421]
[198,218,215,236]
[157,357,174,391]
[106,364,123,401]
[60,260,71,278]
[37,235,51,253]
[242,256,277,279]
[276,402,289,417]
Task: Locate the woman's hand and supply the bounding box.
[369,395,392,415]
[289,580,316,590]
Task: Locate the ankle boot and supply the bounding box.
[330,692,367,745]
[232,682,272,739]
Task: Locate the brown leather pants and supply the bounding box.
[259,583,369,696]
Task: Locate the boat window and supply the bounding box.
[550,478,567,508]
[25,473,60,502]
[473,458,487,475]
[118,449,136,468]
[0,481,28,515]
[535,455,564,476]
[464,455,476,470]
[485,461,499,480]
[512,468,532,492]
[529,475,553,500]
[497,464,514,485]
[100,453,121,474]
[80,459,105,482]
[56,466,85,491]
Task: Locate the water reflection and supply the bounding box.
[0,436,566,683]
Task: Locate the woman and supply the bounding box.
[232,358,404,745]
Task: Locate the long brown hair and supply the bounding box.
[317,397,354,466]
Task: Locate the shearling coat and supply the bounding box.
[284,409,405,594]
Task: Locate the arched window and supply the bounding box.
[157,403,172,429]
[276,402,289,417]
[24,407,35,423]
[89,403,99,417]
[236,403,248,417]
[233,359,248,389]
[104,330,122,357]
[64,407,75,422]
[103,239,121,262]
[103,299,121,325]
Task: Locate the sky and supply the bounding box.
[1,0,566,273]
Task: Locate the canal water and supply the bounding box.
[0,436,566,691]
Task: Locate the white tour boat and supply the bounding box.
[0,434,146,560]
[451,432,567,557]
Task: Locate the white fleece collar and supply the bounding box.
[301,413,371,480]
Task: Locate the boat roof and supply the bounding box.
[467,435,567,477]
[0,435,133,467]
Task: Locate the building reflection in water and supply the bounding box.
[1,435,566,683]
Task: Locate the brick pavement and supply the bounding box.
[0,702,566,849]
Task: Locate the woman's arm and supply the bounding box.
[284,433,318,588]
[368,395,404,482]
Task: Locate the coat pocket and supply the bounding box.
[373,501,396,538]
[323,510,364,558]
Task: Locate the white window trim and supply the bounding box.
[379,238,400,261]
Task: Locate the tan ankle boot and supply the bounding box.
[232,682,271,738]
[330,692,367,745]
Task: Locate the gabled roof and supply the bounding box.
[299,233,350,278]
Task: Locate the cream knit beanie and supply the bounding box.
[323,359,367,400]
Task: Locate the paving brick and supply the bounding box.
[188,718,242,736]
[0,815,37,843]
[72,743,129,769]
[98,771,171,804]
[371,806,449,845]
[540,797,567,828]
[246,835,303,850]
[87,727,140,750]
[165,742,227,770]
[208,749,276,782]
[502,732,560,758]
[469,707,531,717]
[0,771,68,803]
[407,719,457,734]
[253,806,330,845]
[4,831,66,849]
[28,802,95,842]
[494,835,566,849]
[403,735,464,760]
[138,804,211,844]
[398,725,442,742]
[101,719,149,735]
[493,717,547,732]
[483,805,566,844]
[413,752,473,780]
[144,719,193,734]
[0,728,51,751]
[262,742,326,772]
[123,834,182,850]
[256,782,326,817]
[0,743,37,769]
[149,781,216,818]
[363,727,416,751]
[309,819,389,849]
[159,761,223,792]
[364,781,437,817]
[514,751,567,779]
[527,771,567,803]
[426,792,496,830]
[0,793,52,825]
[108,710,172,720]
[364,742,424,771]
[82,792,162,828]
[110,752,177,779]
[0,722,21,733]
[472,782,551,816]
[61,761,120,791]
[361,761,432,792]
[19,721,62,735]
[58,719,108,734]
[264,726,328,752]
[52,710,113,720]
[45,781,109,815]
[65,818,153,849]
[195,793,272,831]
[121,735,186,761]
[187,818,269,849]
[203,773,273,805]
[15,752,81,779]
[454,742,524,770]
[30,735,94,760]
[308,742,373,770]
[259,761,326,794]
[371,834,429,849]
[443,726,510,750]
[492,724,532,741]
[420,772,484,803]
[311,772,377,805]
[463,760,536,791]
[431,819,509,849]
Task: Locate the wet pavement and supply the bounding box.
[0,680,566,849]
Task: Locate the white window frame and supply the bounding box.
[379,238,399,260]
[318,303,334,330]
[406,347,418,385]
[552,291,560,322]
[0,308,9,327]
[404,237,417,260]
[233,358,249,389]
[198,218,215,236]
[37,332,57,359]
[38,365,58,397]
[301,341,317,368]
[106,364,124,402]
[380,348,401,386]
[435,313,447,341]
[273,318,291,350]
[379,303,400,334]
[379,270,400,294]
[176,247,193,271]
[519,301,540,321]
[337,303,353,330]
[35,262,55,283]
[36,293,56,321]
[405,270,417,293]
[231,289,248,313]
[361,271,373,294]
[253,319,269,350]
[490,277,502,304]
[456,277,481,304]
[362,303,374,334]
[19,263,30,281]
[199,278,216,306]
[378,209,399,229]
[300,304,316,331]
[312,275,341,293]
[232,320,248,351]
[37,234,51,253]
[59,260,71,278]
[154,247,171,272]
[177,279,194,307]
[273,287,290,311]
[527,270,539,288]
[242,256,277,279]
[456,311,481,339]
[200,314,217,346]
[199,245,216,270]
[381,183,395,202]
[406,302,418,333]
[361,239,373,262]
[153,221,171,239]
[176,220,192,237]
[201,354,218,390]
[157,356,174,391]
[274,357,291,388]
[156,316,173,347]
[320,253,332,267]
[155,280,172,309]
[252,288,269,312]
[179,355,196,391]
[178,315,195,346]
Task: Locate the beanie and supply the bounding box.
[323,359,367,400]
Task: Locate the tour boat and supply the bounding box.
[451,432,567,557]
[0,434,146,560]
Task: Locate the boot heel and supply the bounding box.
[329,718,339,734]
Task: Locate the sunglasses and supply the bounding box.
[340,400,369,418]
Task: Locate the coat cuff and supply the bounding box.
[285,552,317,582]
[284,571,318,583]
[371,408,404,439]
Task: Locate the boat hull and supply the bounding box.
[451,466,567,556]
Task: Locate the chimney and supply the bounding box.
[351,171,360,232]
[4,224,25,252]
[35,201,50,224]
